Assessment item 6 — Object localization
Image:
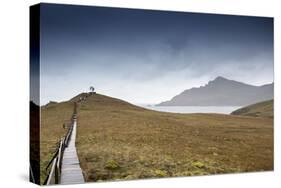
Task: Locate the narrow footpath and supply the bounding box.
[60,118,85,184]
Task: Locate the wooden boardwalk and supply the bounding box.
[60,119,85,184]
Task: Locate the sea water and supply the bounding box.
[138,105,242,114]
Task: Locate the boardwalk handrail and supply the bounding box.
[43,102,77,185]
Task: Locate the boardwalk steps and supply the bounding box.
[44,102,86,185]
[60,119,85,184]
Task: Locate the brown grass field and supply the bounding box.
[76,94,273,181]
[40,93,273,183]
[40,101,74,184]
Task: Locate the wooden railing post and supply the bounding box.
[57,139,63,172]
[55,164,59,184]
[46,157,57,185]
[44,102,78,185]
[74,102,77,115]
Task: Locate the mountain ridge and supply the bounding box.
[157,76,273,106]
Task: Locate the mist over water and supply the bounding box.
[138,105,242,114]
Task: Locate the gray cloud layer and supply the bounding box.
[40,4,273,104]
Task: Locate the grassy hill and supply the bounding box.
[40,93,273,183]
[75,94,273,182]
[40,101,74,184]
[231,100,273,118]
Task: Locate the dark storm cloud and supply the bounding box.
[39,3,273,104]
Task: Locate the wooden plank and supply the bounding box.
[60,119,85,185]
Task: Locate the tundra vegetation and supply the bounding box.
[40,93,273,183]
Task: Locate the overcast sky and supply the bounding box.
[39,3,273,105]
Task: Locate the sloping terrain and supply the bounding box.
[231,100,273,118]
[30,101,40,184]
[76,93,273,182]
[158,76,273,106]
[40,101,74,184]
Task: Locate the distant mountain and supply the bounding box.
[157,76,273,106]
